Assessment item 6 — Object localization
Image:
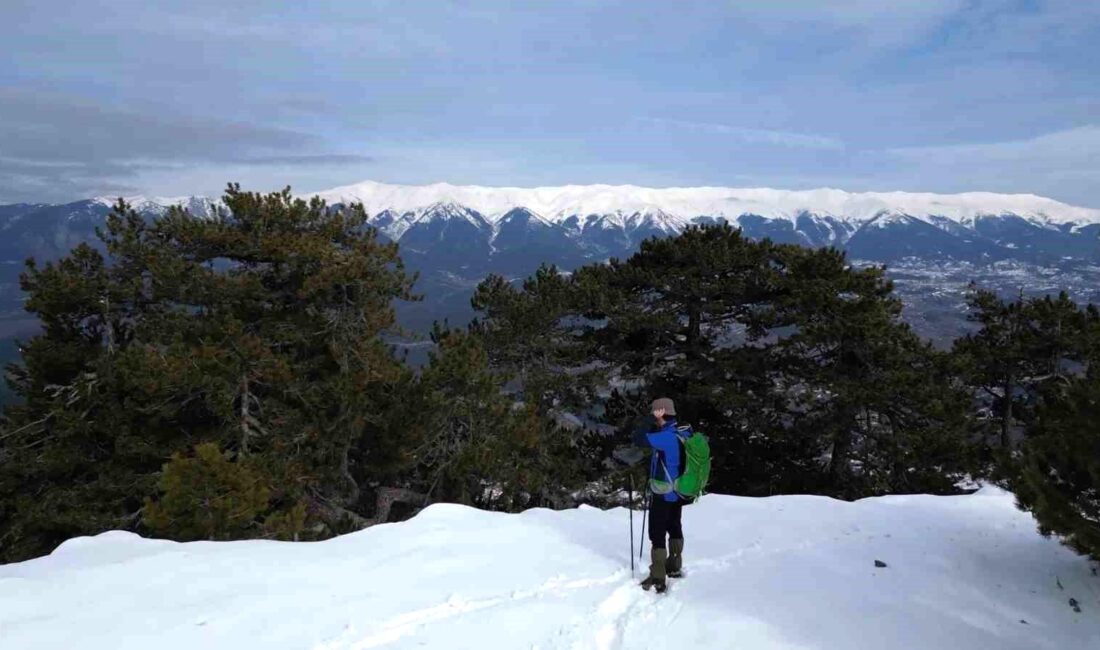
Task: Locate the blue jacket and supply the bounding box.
[633,417,683,502]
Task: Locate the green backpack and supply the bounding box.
[652,426,712,502]
[674,426,711,501]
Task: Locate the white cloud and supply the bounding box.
[724,0,967,47]
[639,117,844,150]
[730,0,962,24]
[887,125,1100,167]
[0,89,374,203]
[881,125,1100,206]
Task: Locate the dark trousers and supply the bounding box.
[648,495,683,549]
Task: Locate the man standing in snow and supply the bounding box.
[633,397,686,593]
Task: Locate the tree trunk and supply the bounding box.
[310,487,429,532]
[1001,377,1013,449]
[829,406,856,494]
[337,437,361,506]
[686,300,702,361]
[239,375,251,455]
[829,427,853,487]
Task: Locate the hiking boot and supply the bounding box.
[640,547,667,593]
[667,538,684,578]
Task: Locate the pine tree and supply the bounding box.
[471,224,973,499]
[571,226,808,496]
[471,265,600,413]
[143,442,287,542]
[957,291,1100,559]
[953,289,1092,452]
[768,245,972,497]
[409,326,582,511]
[1013,374,1100,559]
[0,186,416,561]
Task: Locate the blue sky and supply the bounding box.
[1,0,1098,206]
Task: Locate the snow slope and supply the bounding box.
[313,180,1100,228]
[2,487,1098,650]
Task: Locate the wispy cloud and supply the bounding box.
[876,125,1100,204]
[887,125,1100,167]
[233,154,377,166]
[638,117,844,150]
[0,90,373,203]
[0,89,313,164]
[724,0,967,49]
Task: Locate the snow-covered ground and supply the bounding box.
[2,486,1097,649]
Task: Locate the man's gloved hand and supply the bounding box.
[636,413,659,432]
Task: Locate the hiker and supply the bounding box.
[633,397,686,593]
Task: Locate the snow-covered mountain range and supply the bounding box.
[0,181,1097,341]
[317,179,1100,230]
[305,181,1100,270]
[51,180,1100,258]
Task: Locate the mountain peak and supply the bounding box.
[314,180,1100,228]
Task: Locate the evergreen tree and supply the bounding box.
[0,186,415,561]
[143,442,305,542]
[410,326,582,510]
[570,226,807,496]
[472,224,972,499]
[953,289,1093,452]
[1013,374,1100,559]
[956,290,1100,559]
[471,265,600,413]
[768,246,972,497]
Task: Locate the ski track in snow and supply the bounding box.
[316,574,625,650]
[319,536,844,650]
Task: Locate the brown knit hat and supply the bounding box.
[650,397,676,416]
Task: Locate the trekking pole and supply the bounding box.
[638,488,649,563]
[628,473,635,576]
